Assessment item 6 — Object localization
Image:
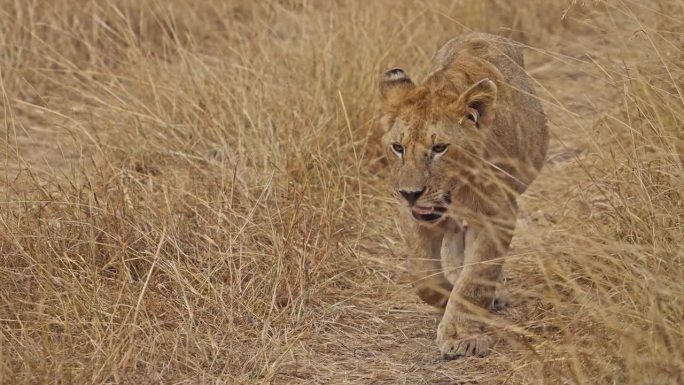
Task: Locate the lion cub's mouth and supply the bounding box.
[411,206,447,222]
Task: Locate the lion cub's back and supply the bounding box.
[432,33,525,71]
[435,33,549,187]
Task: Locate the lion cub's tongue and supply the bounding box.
[412,206,435,216]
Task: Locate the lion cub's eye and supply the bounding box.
[431,144,448,154]
[391,143,404,156]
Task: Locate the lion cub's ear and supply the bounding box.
[455,78,497,128]
[379,67,415,108]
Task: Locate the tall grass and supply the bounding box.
[1,0,682,383]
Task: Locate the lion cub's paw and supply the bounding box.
[440,334,492,360]
[490,294,510,313]
[436,321,492,359]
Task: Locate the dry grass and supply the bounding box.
[1,0,682,384]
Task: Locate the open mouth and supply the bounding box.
[411,206,447,222]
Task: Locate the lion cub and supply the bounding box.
[379,33,548,359]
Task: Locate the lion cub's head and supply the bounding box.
[379,67,498,225]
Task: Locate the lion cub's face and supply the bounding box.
[379,68,497,225]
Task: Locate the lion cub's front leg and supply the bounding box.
[402,221,454,308]
[436,217,514,359]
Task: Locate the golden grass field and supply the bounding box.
[1,0,683,384]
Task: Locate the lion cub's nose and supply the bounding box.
[399,187,426,205]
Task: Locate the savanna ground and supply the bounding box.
[1,0,683,384]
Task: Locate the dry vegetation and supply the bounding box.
[1,0,682,384]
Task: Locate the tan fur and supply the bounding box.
[379,33,548,359]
